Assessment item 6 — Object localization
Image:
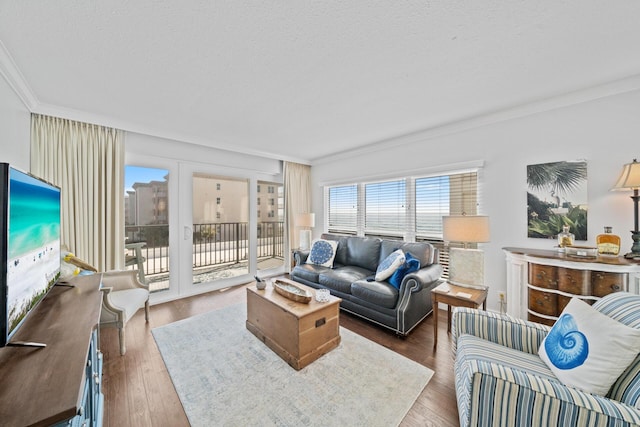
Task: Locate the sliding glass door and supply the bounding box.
[124,165,171,293]
[190,173,250,286]
[125,158,283,302]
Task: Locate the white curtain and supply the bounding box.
[30,114,125,272]
[283,161,312,272]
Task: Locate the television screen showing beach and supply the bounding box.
[6,168,60,334]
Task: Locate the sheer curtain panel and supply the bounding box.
[283,162,311,272]
[30,114,125,272]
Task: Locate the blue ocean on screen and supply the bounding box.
[8,171,60,259]
[6,168,61,333]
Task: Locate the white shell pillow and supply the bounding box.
[538,297,640,396]
[375,249,405,281]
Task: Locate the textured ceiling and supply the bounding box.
[1,1,640,163]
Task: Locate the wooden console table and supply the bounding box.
[504,247,640,324]
[0,274,103,426]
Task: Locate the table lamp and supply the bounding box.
[442,215,490,289]
[612,159,640,259]
[296,213,315,250]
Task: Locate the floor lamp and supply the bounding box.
[612,159,640,259]
[442,215,490,289]
[296,213,315,250]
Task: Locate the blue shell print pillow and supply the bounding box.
[538,297,640,396]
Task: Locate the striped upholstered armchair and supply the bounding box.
[452,292,640,427]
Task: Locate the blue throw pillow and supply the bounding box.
[388,252,420,289]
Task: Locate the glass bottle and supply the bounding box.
[597,226,621,256]
[557,225,574,250]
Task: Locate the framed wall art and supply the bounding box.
[527,160,588,241]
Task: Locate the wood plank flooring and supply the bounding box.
[100,283,460,427]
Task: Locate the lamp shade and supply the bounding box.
[296,213,315,228]
[442,215,490,243]
[612,159,640,191]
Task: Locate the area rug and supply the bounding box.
[152,304,434,427]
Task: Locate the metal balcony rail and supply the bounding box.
[125,221,285,277]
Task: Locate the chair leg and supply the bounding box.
[119,326,126,355]
[145,301,150,323]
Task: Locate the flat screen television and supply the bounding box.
[0,163,61,347]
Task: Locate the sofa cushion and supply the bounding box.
[306,239,338,267]
[380,240,436,267]
[351,280,399,309]
[292,263,331,283]
[318,266,372,294]
[347,237,381,271]
[538,297,640,396]
[375,249,405,281]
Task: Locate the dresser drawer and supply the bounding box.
[528,263,558,289]
[557,267,590,295]
[592,271,626,297]
[528,288,558,316]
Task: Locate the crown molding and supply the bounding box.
[0,40,38,109]
[311,73,640,166]
[32,103,311,165]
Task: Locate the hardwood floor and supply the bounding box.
[101,283,460,427]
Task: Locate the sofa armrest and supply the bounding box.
[293,249,310,266]
[452,307,550,356]
[455,356,640,427]
[400,264,443,293]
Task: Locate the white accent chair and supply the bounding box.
[100,270,150,355]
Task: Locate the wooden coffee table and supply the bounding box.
[246,279,342,370]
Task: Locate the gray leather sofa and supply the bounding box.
[292,233,443,336]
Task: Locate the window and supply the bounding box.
[325,168,481,277]
[256,180,285,273]
[365,179,406,236]
[217,183,221,190]
[416,172,478,239]
[327,184,358,234]
[216,197,221,205]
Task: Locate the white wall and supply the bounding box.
[310,88,640,311]
[126,132,282,177]
[0,75,31,169]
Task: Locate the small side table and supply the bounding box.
[432,282,487,348]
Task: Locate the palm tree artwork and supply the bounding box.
[527,160,588,240]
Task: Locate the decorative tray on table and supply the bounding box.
[272,278,312,303]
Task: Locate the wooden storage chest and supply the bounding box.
[246,282,341,370]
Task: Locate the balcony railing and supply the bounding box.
[124,221,285,278]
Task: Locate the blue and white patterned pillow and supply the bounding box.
[306,239,338,268]
[375,249,405,282]
[538,297,640,396]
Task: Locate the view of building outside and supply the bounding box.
[124,166,284,292]
[124,166,170,292]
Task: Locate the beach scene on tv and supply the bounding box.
[6,168,60,334]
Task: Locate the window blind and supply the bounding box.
[415,171,478,239]
[328,184,357,233]
[365,179,406,236]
